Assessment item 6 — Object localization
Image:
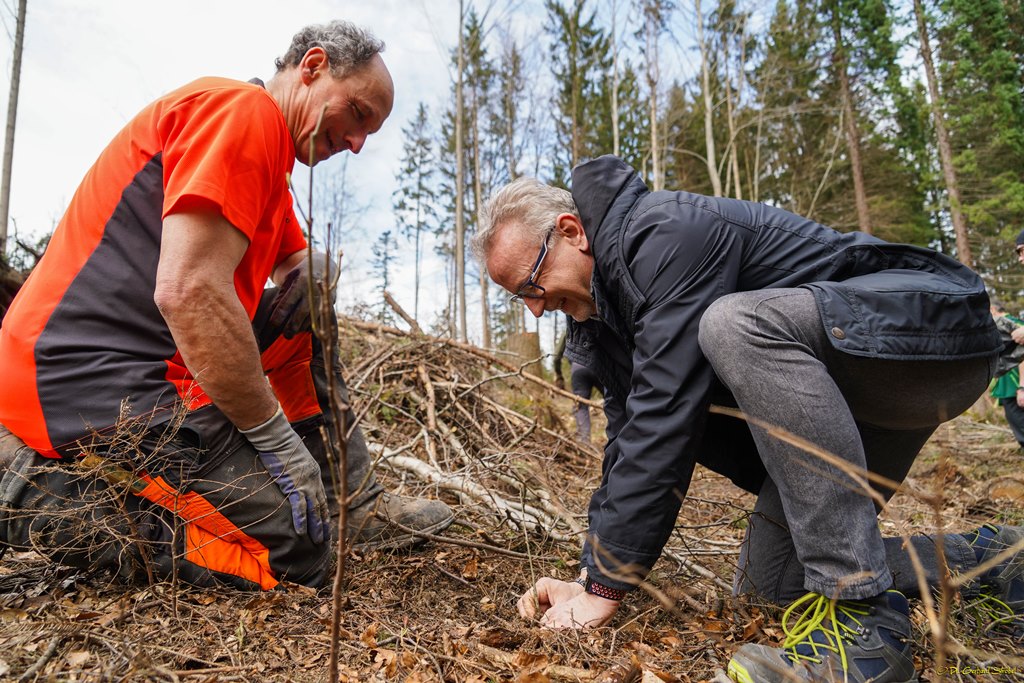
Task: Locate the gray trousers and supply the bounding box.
[0,288,381,589]
[571,362,602,443]
[698,289,993,602]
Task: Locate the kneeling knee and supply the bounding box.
[275,531,333,587]
[699,295,754,367]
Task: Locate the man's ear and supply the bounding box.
[556,213,589,252]
[299,47,328,84]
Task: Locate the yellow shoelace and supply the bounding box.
[781,593,871,671]
[969,592,1017,631]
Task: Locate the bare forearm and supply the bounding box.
[273,249,307,285]
[160,285,277,430]
[157,209,278,431]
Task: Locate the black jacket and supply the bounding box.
[565,156,1001,591]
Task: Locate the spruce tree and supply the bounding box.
[938,0,1024,293]
[370,229,397,323]
[545,0,612,184]
[393,102,439,323]
[746,0,837,218]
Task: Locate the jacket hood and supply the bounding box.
[571,155,642,238]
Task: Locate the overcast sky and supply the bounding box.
[0,0,489,331]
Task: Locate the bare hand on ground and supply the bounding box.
[517,577,620,629]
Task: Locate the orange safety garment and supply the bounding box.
[0,77,306,456]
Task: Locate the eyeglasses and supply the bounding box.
[509,227,555,304]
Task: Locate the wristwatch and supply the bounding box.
[575,575,627,601]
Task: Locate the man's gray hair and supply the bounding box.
[473,177,579,263]
[275,21,385,78]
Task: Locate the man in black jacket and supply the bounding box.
[474,156,1023,683]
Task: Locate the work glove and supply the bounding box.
[241,407,329,544]
[268,252,340,338]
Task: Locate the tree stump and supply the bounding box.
[505,331,543,377]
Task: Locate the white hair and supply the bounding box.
[472,177,579,263]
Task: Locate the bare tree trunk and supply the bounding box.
[503,75,518,180]
[402,150,425,325]
[753,95,764,202]
[725,74,740,198]
[471,90,491,350]
[751,28,770,204]
[455,0,468,341]
[571,28,581,168]
[413,177,422,322]
[0,0,27,258]
[725,16,745,200]
[913,0,972,266]
[610,0,620,157]
[744,148,753,201]
[808,108,846,220]
[642,6,662,190]
[478,270,490,347]
[504,115,516,180]
[500,41,525,335]
[695,0,723,196]
[448,256,456,336]
[830,4,872,234]
[648,75,661,189]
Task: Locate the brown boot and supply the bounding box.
[347,492,453,551]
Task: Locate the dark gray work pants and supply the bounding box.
[698,289,993,602]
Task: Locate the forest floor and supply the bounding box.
[1,319,1023,682]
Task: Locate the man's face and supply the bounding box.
[486,216,597,322]
[1017,244,1024,265]
[292,51,394,166]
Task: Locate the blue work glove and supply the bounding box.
[241,407,329,544]
[268,252,340,338]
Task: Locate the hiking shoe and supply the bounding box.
[966,524,1024,639]
[727,591,916,683]
[347,492,453,551]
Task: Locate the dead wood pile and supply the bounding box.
[339,318,600,545]
[0,260,25,323]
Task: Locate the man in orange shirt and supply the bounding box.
[0,21,452,589]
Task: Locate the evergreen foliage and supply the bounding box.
[544,0,613,184]
[384,0,1024,343]
[938,0,1024,296]
[394,102,439,323]
[370,229,397,323]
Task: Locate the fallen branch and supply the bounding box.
[371,446,576,542]
[661,548,732,592]
[383,290,423,335]
[18,635,61,683]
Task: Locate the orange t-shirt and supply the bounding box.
[0,77,306,456]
